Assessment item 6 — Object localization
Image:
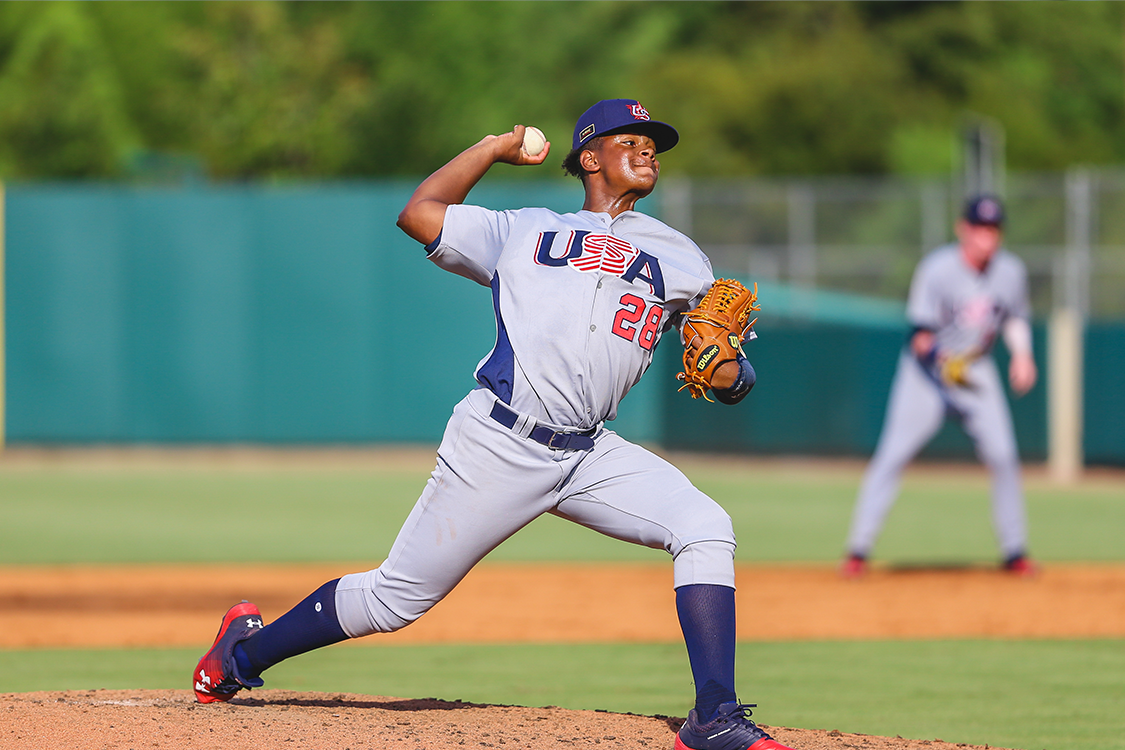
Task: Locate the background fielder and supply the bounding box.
[193,99,793,750]
[842,195,1039,578]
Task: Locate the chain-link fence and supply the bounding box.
[660,167,1125,320]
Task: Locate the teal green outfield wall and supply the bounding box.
[1085,322,1125,466]
[3,181,668,444]
[3,184,1121,464]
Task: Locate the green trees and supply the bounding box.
[0,2,138,177]
[0,1,1122,180]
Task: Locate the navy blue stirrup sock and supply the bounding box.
[234,578,348,679]
[676,583,738,723]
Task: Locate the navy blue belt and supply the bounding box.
[489,401,597,451]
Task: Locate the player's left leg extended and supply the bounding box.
[198,390,567,700]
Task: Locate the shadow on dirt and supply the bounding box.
[232,695,489,711]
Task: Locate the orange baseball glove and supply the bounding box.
[677,279,760,401]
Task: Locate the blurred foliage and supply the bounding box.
[0,1,1123,181]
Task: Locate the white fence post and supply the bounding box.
[1048,168,1093,482]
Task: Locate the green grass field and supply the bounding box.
[1,451,1122,750]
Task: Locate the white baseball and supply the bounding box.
[522,126,546,157]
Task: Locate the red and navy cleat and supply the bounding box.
[675,702,795,750]
[192,601,265,703]
[839,553,868,579]
[1002,554,1040,578]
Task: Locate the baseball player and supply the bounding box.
[192,99,792,750]
[841,195,1039,578]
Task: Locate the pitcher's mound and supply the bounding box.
[3,689,1014,749]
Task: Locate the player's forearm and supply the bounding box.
[397,136,507,245]
[1002,317,1032,356]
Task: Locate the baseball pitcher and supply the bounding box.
[192,99,790,750]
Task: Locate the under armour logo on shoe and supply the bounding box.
[196,668,212,693]
[246,618,263,629]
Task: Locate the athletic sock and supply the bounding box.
[234,578,348,680]
[676,583,738,723]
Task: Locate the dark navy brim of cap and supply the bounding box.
[579,121,680,153]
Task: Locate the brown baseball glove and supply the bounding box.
[677,279,760,401]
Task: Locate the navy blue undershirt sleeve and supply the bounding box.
[423,230,443,256]
[713,354,755,405]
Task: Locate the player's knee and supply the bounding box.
[678,502,736,549]
[334,570,422,637]
[979,444,1020,471]
[665,496,736,588]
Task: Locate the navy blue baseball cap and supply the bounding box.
[571,99,679,153]
[963,195,1005,227]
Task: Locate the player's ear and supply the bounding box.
[579,148,600,174]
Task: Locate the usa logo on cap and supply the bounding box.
[629,104,651,121]
[977,198,1000,222]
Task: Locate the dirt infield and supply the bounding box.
[3,561,1125,648]
[5,561,1125,749]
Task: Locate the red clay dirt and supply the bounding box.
[4,560,1124,749]
[2,562,1125,648]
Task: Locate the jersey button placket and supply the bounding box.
[591,275,605,333]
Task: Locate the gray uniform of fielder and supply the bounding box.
[846,242,1033,561]
[335,204,736,636]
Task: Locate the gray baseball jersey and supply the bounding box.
[432,205,713,425]
[909,244,1031,357]
[335,206,738,636]
[846,243,1032,560]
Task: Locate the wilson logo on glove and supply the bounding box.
[696,345,720,372]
